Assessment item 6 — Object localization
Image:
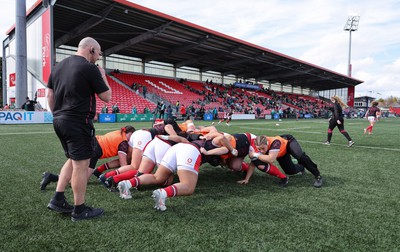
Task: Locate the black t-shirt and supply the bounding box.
[47,55,109,122]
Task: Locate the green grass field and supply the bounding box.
[1,118,399,252]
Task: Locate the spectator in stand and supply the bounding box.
[159,101,166,119]
[101,104,108,114]
[176,101,180,113]
[213,107,218,120]
[142,85,147,98]
[180,104,186,119]
[323,96,354,147]
[256,107,261,118]
[364,101,380,135]
[190,105,196,118]
[199,106,205,119]
[166,105,173,119]
[22,95,37,111]
[4,104,10,110]
[112,103,120,113]
[131,107,137,115]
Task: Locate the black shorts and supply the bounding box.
[233,133,250,157]
[53,118,96,161]
[89,138,103,168]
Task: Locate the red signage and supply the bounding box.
[37,88,46,97]
[9,73,16,87]
[347,86,355,107]
[42,8,51,84]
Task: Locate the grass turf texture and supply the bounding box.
[0,118,399,251]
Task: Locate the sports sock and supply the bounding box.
[73,204,85,214]
[105,170,119,178]
[327,131,332,142]
[54,191,64,201]
[266,164,286,179]
[128,177,140,188]
[340,130,352,141]
[241,162,249,172]
[163,185,178,197]
[96,163,109,173]
[113,170,138,183]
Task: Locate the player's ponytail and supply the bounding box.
[121,125,135,135]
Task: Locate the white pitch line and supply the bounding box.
[238,126,400,152]
[0,127,121,136]
[299,140,400,152]
[0,131,55,135]
[242,126,323,134]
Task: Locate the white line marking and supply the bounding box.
[300,140,400,152]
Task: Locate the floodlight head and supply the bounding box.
[344,16,360,31]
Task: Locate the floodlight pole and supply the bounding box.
[344,16,360,77]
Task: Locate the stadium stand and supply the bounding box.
[96,75,156,114]
[98,71,331,120]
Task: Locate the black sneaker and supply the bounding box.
[107,177,119,192]
[278,177,289,187]
[40,172,52,191]
[314,176,323,188]
[71,206,104,222]
[99,174,110,188]
[106,177,115,188]
[47,197,74,213]
[92,169,102,178]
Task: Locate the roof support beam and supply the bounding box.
[104,21,173,56]
[144,35,209,63]
[55,4,115,47]
[175,45,240,68]
[201,58,251,72]
[202,52,267,72]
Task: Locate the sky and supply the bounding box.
[1,0,399,99]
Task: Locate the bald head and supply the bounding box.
[76,37,102,63]
[78,37,99,50]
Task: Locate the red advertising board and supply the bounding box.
[42,8,51,84]
[9,73,16,87]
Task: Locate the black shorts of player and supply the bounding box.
[89,138,103,168]
[53,118,96,161]
[233,133,251,157]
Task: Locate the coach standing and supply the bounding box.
[46,37,111,221]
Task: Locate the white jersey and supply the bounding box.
[143,136,173,165]
[128,129,152,151]
[160,143,202,175]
